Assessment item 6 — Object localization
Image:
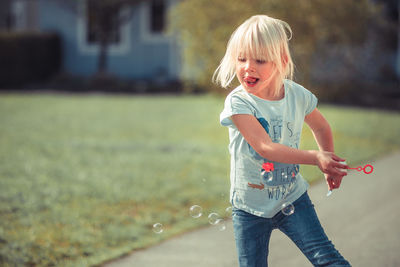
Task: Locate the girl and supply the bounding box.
[215,15,351,267]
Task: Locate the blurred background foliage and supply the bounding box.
[171,0,398,108]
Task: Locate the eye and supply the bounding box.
[237,57,246,62]
[256,59,266,64]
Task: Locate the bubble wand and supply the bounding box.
[347,164,374,174]
[327,163,374,196]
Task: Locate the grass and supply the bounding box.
[0,93,399,266]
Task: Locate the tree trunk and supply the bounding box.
[98,35,109,75]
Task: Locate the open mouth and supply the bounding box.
[243,76,259,86]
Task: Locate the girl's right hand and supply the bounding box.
[315,151,348,177]
[325,173,345,191]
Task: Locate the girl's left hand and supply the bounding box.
[325,173,345,191]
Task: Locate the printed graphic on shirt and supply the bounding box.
[257,117,270,134]
[247,116,300,200]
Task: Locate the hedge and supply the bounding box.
[0,32,61,88]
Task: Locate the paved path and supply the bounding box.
[102,151,400,267]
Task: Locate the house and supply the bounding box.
[1,0,181,84]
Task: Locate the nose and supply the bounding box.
[244,60,255,72]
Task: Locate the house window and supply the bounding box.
[140,0,170,42]
[150,0,165,33]
[86,0,120,44]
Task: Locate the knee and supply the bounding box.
[309,247,351,267]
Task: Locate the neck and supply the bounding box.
[256,81,284,101]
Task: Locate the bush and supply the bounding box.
[0,32,61,88]
[313,80,400,111]
[170,0,379,94]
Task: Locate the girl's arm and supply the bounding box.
[304,108,347,189]
[304,108,334,153]
[231,113,347,177]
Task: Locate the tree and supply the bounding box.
[170,0,380,94]
[83,0,142,75]
[57,0,144,76]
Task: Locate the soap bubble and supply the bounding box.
[208,212,220,225]
[281,202,295,216]
[202,178,207,183]
[215,219,226,231]
[152,223,163,234]
[261,170,273,183]
[225,206,233,217]
[189,205,203,218]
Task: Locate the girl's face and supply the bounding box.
[235,55,279,96]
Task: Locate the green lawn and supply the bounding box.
[0,93,399,266]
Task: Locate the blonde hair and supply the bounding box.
[213,15,294,95]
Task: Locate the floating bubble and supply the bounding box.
[189,205,203,218]
[208,212,220,225]
[152,223,163,234]
[281,202,295,216]
[225,206,233,217]
[202,178,207,183]
[261,170,273,183]
[215,219,226,231]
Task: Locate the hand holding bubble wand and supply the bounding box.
[326,163,374,196]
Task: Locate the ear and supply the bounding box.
[281,52,288,67]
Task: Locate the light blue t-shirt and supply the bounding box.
[220,79,318,218]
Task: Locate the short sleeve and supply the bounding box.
[304,89,318,115]
[220,94,254,127]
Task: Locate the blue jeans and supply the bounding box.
[232,192,351,267]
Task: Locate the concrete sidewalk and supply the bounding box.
[102,151,400,267]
